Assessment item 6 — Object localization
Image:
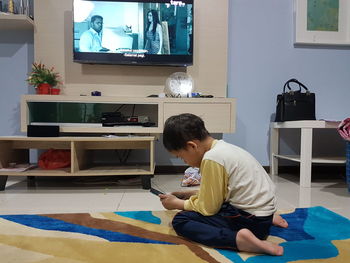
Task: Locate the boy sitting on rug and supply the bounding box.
[158,113,287,256]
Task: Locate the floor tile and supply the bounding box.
[152,174,199,193]
[117,189,165,211]
[0,174,349,219]
[329,207,350,219]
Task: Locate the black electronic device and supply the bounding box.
[27,125,60,137]
[102,121,155,127]
[73,0,194,66]
[101,112,125,123]
[101,112,154,127]
[150,187,165,196]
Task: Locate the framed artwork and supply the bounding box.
[294,0,350,45]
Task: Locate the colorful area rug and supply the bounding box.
[0,206,349,263]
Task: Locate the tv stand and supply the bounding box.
[0,136,155,190]
[10,95,236,190]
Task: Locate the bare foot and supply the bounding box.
[273,214,288,228]
[236,229,284,256]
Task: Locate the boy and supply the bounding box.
[159,113,286,255]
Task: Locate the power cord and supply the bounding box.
[114,149,132,164]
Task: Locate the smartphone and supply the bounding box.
[150,187,165,196]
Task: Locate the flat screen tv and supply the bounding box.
[73,0,193,66]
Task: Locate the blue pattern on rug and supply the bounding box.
[247,240,338,263]
[269,208,314,241]
[217,249,246,263]
[217,206,350,262]
[305,206,350,240]
[218,237,339,263]
[115,211,161,224]
[0,214,172,245]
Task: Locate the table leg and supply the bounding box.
[270,127,279,175]
[299,187,311,207]
[27,176,37,188]
[0,176,8,191]
[141,175,151,189]
[300,128,313,187]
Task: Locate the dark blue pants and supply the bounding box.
[172,203,273,249]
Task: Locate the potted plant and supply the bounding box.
[27,62,61,95]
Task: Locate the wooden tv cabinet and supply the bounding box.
[3,95,236,191]
[21,95,236,134]
[0,136,155,190]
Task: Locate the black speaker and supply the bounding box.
[27,125,60,137]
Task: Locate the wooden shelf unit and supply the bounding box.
[6,95,236,191]
[0,13,34,30]
[21,95,236,134]
[0,136,155,190]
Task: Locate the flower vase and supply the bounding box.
[37,83,51,95]
[51,88,60,95]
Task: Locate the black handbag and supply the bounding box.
[275,79,316,122]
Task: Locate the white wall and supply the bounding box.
[224,0,349,165]
[0,30,34,136]
[1,0,349,166]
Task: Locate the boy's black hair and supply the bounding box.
[163,113,210,151]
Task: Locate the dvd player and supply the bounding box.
[102,122,155,127]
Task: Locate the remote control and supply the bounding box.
[150,187,165,196]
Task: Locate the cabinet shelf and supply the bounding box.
[76,164,155,176]
[0,13,34,30]
[273,154,346,164]
[0,165,155,177]
[0,136,155,190]
[0,167,71,176]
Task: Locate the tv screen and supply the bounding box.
[73,0,193,66]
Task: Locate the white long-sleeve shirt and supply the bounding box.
[184,140,276,217]
[79,28,102,52]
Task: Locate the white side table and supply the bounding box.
[270,120,346,187]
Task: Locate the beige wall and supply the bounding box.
[34,0,228,97]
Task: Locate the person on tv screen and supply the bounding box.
[79,15,110,52]
[145,10,163,54]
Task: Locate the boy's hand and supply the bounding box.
[171,190,198,200]
[159,194,185,210]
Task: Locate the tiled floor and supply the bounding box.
[0,173,349,219]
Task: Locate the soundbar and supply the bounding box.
[27,125,60,137]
